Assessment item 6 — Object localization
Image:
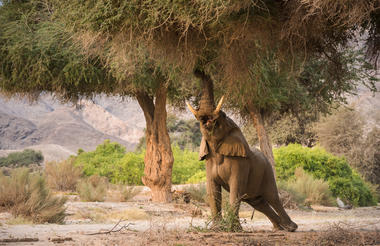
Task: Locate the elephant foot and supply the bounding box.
[280,221,298,232]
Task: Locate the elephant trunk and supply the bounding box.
[194,69,215,115]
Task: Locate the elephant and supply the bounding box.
[187,95,298,232]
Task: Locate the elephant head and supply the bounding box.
[187,82,249,161]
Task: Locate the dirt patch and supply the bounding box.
[1,201,380,245]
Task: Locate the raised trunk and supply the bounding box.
[136,86,173,203]
[247,103,276,173]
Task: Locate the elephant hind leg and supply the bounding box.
[266,195,298,232]
[246,199,283,231]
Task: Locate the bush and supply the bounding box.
[106,184,142,202]
[279,168,335,206]
[0,168,66,223]
[0,149,44,167]
[74,140,145,185]
[186,170,206,184]
[77,175,108,202]
[74,141,204,185]
[112,152,145,185]
[172,145,205,184]
[45,158,82,191]
[74,140,126,177]
[274,144,377,206]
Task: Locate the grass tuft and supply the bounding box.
[77,175,108,202]
[279,168,335,207]
[0,168,67,224]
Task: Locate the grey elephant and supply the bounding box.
[186,78,298,232]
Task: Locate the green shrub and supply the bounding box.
[186,170,206,184]
[77,175,108,202]
[0,168,66,223]
[274,144,377,206]
[112,152,145,185]
[172,145,204,184]
[74,141,204,185]
[74,140,126,178]
[45,158,82,191]
[0,149,44,167]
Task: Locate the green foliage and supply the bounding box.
[74,140,203,185]
[74,140,126,179]
[171,145,204,184]
[274,144,377,206]
[186,171,206,184]
[0,149,43,167]
[112,152,145,185]
[77,175,108,202]
[0,168,67,224]
[0,0,116,101]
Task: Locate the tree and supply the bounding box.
[314,108,380,195]
[0,0,191,202]
[56,0,378,171]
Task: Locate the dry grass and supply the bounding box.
[314,223,380,246]
[45,158,82,191]
[6,216,33,225]
[184,184,208,204]
[73,207,149,223]
[106,184,142,202]
[77,175,108,202]
[0,168,67,224]
[280,168,335,207]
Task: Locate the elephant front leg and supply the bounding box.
[207,179,222,224]
[228,175,243,231]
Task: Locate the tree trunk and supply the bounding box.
[247,103,276,174]
[135,86,173,203]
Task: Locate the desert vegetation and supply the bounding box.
[0,168,66,224]
[0,149,43,168]
[45,158,82,191]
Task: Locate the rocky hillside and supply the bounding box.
[0,95,145,162]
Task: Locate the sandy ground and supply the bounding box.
[1,199,380,246]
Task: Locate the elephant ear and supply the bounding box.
[216,129,249,157]
[199,137,209,161]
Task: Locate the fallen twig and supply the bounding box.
[86,219,134,235]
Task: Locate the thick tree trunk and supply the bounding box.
[135,86,173,203]
[247,103,276,174]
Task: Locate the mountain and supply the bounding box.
[0,95,145,162]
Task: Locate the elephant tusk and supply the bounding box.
[186,102,198,117]
[214,95,225,114]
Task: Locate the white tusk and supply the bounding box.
[214,96,225,114]
[186,102,198,117]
